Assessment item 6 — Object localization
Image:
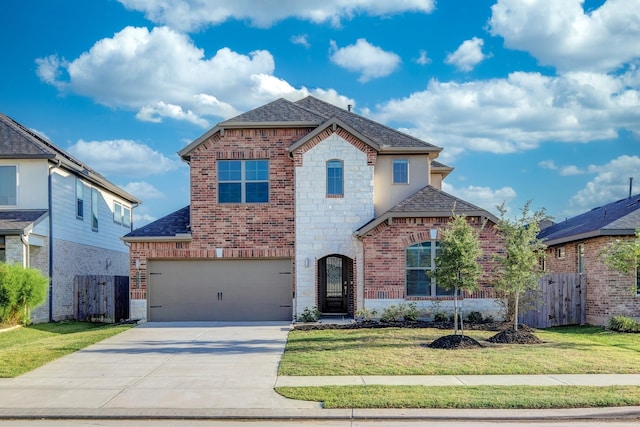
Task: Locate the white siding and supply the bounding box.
[50,169,132,253]
[0,159,49,209]
[294,133,374,315]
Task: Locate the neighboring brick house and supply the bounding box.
[123,97,501,322]
[0,113,140,322]
[539,194,640,325]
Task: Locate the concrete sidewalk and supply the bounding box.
[0,322,639,422]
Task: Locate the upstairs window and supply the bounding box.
[76,178,84,219]
[393,159,409,184]
[113,202,132,228]
[0,165,17,206]
[327,159,343,197]
[218,160,269,203]
[123,206,131,228]
[91,188,99,231]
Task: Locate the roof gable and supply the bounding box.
[538,194,640,244]
[357,185,497,236]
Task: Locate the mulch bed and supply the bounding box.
[487,328,542,344]
[427,334,483,349]
[294,320,543,348]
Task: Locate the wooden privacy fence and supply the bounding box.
[76,275,130,323]
[518,273,586,328]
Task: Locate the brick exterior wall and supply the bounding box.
[545,236,640,325]
[359,216,503,319]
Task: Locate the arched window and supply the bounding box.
[326,159,343,197]
[405,241,453,297]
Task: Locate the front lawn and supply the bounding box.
[279,325,640,376]
[0,321,134,377]
[276,385,640,409]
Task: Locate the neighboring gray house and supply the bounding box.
[0,113,140,322]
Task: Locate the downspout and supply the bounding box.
[20,234,29,268]
[47,160,61,322]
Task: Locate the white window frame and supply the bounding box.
[0,164,18,206]
[113,201,122,224]
[91,188,99,232]
[577,243,585,274]
[76,178,84,219]
[326,159,344,197]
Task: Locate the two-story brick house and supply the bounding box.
[123,97,501,322]
[539,194,640,325]
[0,113,140,322]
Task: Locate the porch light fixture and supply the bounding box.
[305,258,310,267]
[430,228,438,240]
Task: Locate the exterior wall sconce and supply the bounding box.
[430,228,438,240]
[216,248,223,258]
[304,258,310,268]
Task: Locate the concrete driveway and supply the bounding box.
[0,322,319,411]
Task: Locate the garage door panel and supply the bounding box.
[148,259,292,321]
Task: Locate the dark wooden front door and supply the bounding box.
[319,255,352,314]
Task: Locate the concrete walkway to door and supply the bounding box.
[0,322,320,414]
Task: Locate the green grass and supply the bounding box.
[279,325,640,376]
[0,321,134,377]
[276,385,640,409]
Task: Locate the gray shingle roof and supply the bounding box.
[538,194,640,244]
[123,206,190,239]
[0,113,140,204]
[294,96,439,149]
[220,98,325,124]
[357,186,497,236]
[0,210,48,234]
[389,185,492,215]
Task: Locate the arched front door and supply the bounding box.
[318,255,353,314]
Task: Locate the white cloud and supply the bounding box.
[118,0,436,31]
[330,39,401,82]
[489,0,640,72]
[291,34,310,48]
[370,70,640,160]
[133,210,158,226]
[567,155,640,214]
[66,139,183,178]
[416,49,431,65]
[36,26,354,126]
[121,181,165,199]
[444,37,487,72]
[442,182,517,215]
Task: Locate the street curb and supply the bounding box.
[1,407,640,421]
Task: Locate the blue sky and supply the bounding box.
[1,0,639,227]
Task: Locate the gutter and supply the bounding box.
[47,159,60,322]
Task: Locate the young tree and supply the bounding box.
[432,214,483,335]
[601,229,640,287]
[494,201,549,332]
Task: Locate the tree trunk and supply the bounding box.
[513,290,519,332]
[453,285,459,335]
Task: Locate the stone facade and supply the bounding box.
[293,132,375,316]
[545,236,640,325]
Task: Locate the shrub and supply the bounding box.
[297,306,321,322]
[403,303,420,321]
[380,304,403,322]
[466,311,484,323]
[355,307,378,322]
[0,263,48,325]
[609,315,640,332]
[433,311,449,322]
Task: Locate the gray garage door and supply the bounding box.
[148,259,293,321]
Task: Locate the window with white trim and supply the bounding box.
[577,243,585,274]
[218,160,269,203]
[91,188,99,231]
[0,165,17,206]
[76,178,84,219]
[405,241,453,297]
[393,159,408,184]
[123,206,131,228]
[113,201,122,224]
